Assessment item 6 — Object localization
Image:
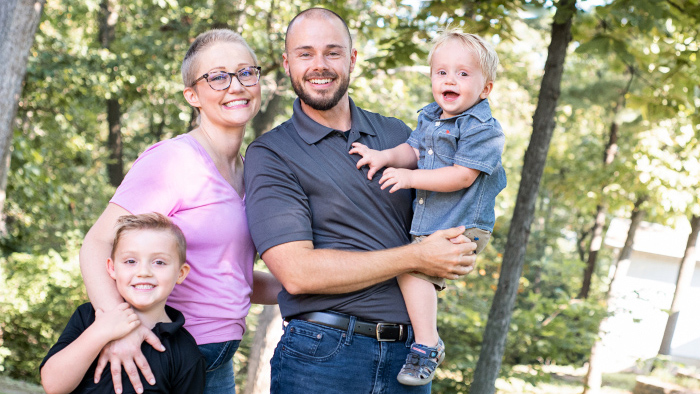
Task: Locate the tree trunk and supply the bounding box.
[107,98,123,187]
[252,69,287,139]
[658,214,700,355]
[583,196,646,394]
[243,305,282,394]
[0,0,45,230]
[578,67,634,299]
[100,0,123,187]
[469,1,577,393]
[579,204,607,298]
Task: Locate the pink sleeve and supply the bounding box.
[111,140,192,216]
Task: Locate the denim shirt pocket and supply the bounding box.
[433,130,458,166]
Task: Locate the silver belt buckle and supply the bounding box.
[376,322,402,342]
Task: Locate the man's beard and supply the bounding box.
[291,71,350,111]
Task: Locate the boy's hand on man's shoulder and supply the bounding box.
[94,302,141,341]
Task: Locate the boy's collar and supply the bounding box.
[420,98,492,122]
[152,305,185,336]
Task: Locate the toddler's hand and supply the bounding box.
[379,167,413,193]
[349,142,386,180]
[94,303,140,342]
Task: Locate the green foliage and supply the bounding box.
[3,0,700,389]
[0,241,86,383]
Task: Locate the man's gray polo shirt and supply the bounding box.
[244,98,414,323]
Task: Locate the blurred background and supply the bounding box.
[1,0,699,393]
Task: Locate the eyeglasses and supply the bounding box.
[192,66,262,90]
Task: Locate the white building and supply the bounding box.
[599,218,700,372]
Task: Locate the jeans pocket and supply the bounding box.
[198,340,241,372]
[282,321,344,361]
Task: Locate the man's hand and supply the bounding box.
[415,226,477,279]
[349,142,389,180]
[94,325,165,394]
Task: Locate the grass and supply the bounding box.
[495,365,635,394]
[0,376,43,394]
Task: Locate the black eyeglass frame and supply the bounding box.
[191,66,262,90]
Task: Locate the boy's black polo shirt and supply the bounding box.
[41,303,205,394]
[245,97,415,323]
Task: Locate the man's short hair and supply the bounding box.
[285,8,352,52]
[112,212,187,264]
[428,26,499,83]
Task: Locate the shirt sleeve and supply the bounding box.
[110,140,196,216]
[40,304,94,370]
[244,141,313,256]
[453,119,505,175]
[406,115,425,150]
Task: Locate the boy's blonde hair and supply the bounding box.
[112,213,187,265]
[181,29,258,88]
[428,27,499,83]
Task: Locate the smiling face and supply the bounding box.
[107,229,189,314]
[283,13,357,112]
[430,39,493,119]
[183,41,261,130]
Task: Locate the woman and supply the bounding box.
[79,29,279,394]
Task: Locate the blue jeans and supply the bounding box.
[271,317,430,393]
[198,340,241,394]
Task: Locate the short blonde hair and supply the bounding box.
[428,27,499,83]
[181,29,258,88]
[112,213,187,265]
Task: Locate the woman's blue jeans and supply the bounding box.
[270,318,430,393]
[198,340,241,394]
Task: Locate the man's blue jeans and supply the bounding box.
[198,340,241,394]
[271,317,431,393]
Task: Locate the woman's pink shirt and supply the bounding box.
[111,134,255,344]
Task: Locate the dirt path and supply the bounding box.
[0,376,43,394]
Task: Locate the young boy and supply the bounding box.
[40,213,205,394]
[349,28,506,386]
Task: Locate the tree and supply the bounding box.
[470,1,578,392]
[658,213,700,355]
[583,196,646,394]
[100,0,123,187]
[0,0,45,229]
[578,67,634,299]
[243,305,282,394]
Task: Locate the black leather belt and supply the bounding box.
[286,311,409,342]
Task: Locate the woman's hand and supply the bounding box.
[94,326,165,394]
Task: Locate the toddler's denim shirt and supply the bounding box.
[406,99,506,235]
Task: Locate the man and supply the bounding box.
[244,8,477,393]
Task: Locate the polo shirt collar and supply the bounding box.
[153,305,185,336]
[291,97,377,145]
[420,98,492,122]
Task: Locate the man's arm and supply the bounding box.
[261,227,476,295]
[41,304,140,394]
[79,203,163,393]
